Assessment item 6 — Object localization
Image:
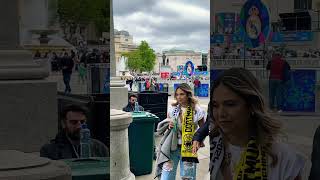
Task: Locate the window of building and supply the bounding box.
[166,58,169,65]
[202,54,208,65]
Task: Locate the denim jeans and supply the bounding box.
[194,87,199,96]
[269,79,283,110]
[63,73,72,93]
[161,147,197,180]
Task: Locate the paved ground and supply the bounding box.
[136,96,319,180]
[46,71,88,94]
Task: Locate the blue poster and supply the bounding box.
[283,70,316,112]
[171,72,181,77]
[194,71,209,76]
[210,34,224,44]
[210,69,224,86]
[240,0,270,48]
[174,84,180,92]
[198,84,209,97]
[270,31,313,42]
[184,61,195,77]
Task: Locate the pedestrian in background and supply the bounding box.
[266,52,286,112]
[61,52,74,94]
[193,77,201,97]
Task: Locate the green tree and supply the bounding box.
[57,0,109,39]
[122,41,156,73]
[122,51,141,72]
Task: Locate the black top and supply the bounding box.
[40,130,108,160]
[61,57,74,74]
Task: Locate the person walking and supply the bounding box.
[266,52,286,112]
[155,83,206,180]
[192,68,304,179]
[193,78,201,97]
[61,52,74,94]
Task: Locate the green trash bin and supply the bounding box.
[63,157,109,180]
[129,111,159,176]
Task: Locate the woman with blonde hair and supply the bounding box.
[193,68,304,179]
[155,83,206,180]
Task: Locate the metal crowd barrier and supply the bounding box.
[86,63,109,94]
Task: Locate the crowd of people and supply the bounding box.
[34,48,109,72]
[212,44,320,60]
[33,48,109,94]
[123,76,160,92]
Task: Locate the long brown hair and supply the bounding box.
[209,68,282,166]
[172,83,198,110]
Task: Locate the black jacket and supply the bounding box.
[122,103,144,112]
[40,130,108,160]
[61,57,74,74]
[193,118,210,142]
[310,126,320,179]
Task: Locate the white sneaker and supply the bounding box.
[277,110,283,113]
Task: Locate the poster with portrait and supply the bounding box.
[240,0,270,48]
[184,61,194,77]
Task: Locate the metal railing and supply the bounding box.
[86,63,109,94]
[211,58,320,69]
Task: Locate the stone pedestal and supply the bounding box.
[0,50,49,79]
[0,0,58,154]
[0,80,57,152]
[110,77,128,110]
[110,109,135,180]
[0,150,71,180]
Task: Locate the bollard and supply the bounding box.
[110,109,135,180]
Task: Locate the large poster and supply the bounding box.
[269,31,313,42]
[184,61,195,77]
[215,13,236,34]
[240,0,270,48]
[283,70,316,112]
[210,69,224,86]
[198,84,209,97]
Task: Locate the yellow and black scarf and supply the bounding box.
[181,105,199,163]
[233,137,267,180]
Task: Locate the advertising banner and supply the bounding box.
[240,0,270,48]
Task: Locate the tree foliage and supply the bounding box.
[57,0,109,36]
[122,41,156,73]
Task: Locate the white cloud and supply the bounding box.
[114,0,210,53]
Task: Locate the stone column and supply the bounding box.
[0,0,57,153]
[110,0,128,109]
[110,0,134,179]
[110,110,135,180]
[110,0,116,77]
